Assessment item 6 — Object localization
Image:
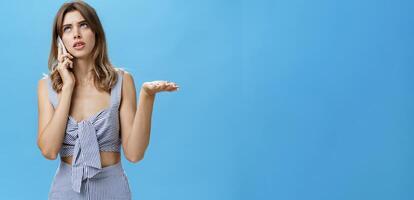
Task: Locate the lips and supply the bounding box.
[73,41,86,50]
[73,41,85,47]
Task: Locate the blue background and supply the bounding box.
[0,0,413,199]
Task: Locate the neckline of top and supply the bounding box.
[67,70,122,124]
[68,99,112,124]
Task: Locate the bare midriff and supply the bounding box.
[61,152,121,167]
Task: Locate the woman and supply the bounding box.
[37,1,179,199]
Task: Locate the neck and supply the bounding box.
[73,57,94,87]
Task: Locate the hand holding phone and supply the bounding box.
[55,36,75,89]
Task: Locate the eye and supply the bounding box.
[80,22,88,28]
[63,26,71,32]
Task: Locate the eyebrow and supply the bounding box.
[62,20,87,28]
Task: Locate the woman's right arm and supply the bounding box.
[38,42,75,160]
[37,80,74,160]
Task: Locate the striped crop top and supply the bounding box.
[46,69,124,193]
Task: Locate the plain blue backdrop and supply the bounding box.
[0,0,413,199]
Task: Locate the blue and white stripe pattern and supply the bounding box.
[48,161,131,199]
[46,69,125,194]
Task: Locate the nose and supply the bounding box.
[73,27,81,39]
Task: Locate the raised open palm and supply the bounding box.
[142,80,180,96]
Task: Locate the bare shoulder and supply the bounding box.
[37,76,48,95]
[119,69,137,106]
[113,67,136,91]
[123,71,135,85]
[114,66,132,84]
[37,75,54,112]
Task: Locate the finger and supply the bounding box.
[165,81,178,91]
[65,60,73,68]
[164,86,173,91]
[64,53,74,59]
[166,81,177,87]
[164,85,174,91]
[158,81,167,86]
[59,54,70,63]
[166,81,178,87]
[168,82,178,87]
[169,83,179,88]
[58,54,63,63]
[59,59,69,69]
[63,60,69,68]
[168,84,178,91]
[62,54,71,60]
[160,82,169,89]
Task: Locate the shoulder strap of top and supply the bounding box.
[47,70,123,109]
[111,69,124,108]
[46,75,58,109]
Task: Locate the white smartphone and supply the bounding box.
[54,36,72,71]
[57,36,68,55]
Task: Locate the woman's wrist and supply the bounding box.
[141,87,155,98]
[61,84,74,93]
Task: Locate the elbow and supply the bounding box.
[41,150,58,160]
[37,135,59,160]
[38,143,58,160]
[126,154,144,163]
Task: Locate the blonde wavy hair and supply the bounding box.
[47,0,119,93]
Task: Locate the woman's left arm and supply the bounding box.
[120,71,178,163]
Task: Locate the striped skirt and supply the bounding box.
[48,161,132,200]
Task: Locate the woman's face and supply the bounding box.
[61,10,95,59]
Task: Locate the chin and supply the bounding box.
[71,52,92,59]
